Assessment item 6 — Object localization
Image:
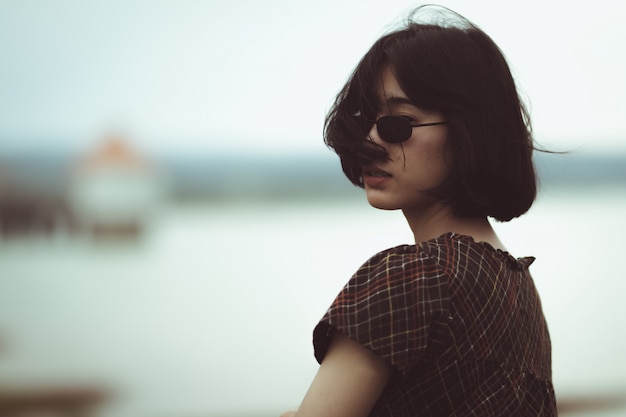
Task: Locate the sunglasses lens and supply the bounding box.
[376,116,411,143]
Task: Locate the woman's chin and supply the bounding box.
[365,195,400,211]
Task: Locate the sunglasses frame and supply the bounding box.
[366,115,448,143]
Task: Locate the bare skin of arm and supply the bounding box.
[281,332,393,417]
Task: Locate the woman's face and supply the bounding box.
[362,67,452,213]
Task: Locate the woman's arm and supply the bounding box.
[282,332,393,417]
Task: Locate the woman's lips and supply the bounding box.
[363,167,392,187]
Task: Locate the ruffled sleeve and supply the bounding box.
[313,244,451,375]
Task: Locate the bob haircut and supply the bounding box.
[324,6,537,222]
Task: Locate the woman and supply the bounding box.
[282,5,556,417]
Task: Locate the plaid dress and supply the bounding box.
[314,232,557,416]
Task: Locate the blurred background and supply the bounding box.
[0,0,625,416]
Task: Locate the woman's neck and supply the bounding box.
[402,204,506,251]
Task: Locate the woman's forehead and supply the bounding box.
[375,67,414,106]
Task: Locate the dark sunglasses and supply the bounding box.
[366,116,447,143]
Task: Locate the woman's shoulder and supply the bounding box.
[363,232,488,263]
[363,233,534,271]
[352,237,449,282]
[352,244,419,283]
[419,232,535,270]
[353,232,534,287]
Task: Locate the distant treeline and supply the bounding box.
[0,150,624,201]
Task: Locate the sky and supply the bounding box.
[0,0,625,156]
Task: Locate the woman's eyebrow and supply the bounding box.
[384,96,417,107]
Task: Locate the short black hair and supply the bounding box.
[324,6,537,222]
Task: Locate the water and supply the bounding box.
[1,187,625,417]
